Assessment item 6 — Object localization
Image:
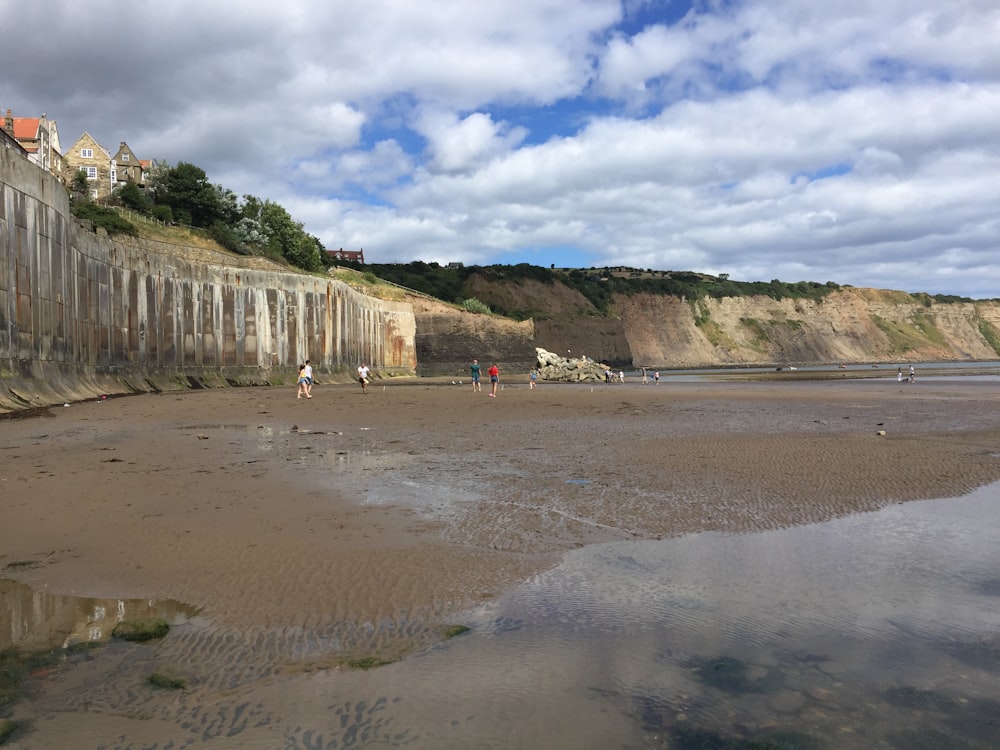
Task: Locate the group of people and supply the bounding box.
[469,359,502,397]
[603,369,625,383]
[898,365,916,383]
[470,359,502,397]
[296,360,372,399]
[296,360,314,398]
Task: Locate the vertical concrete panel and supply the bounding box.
[0,183,11,361]
[183,281,196,366]
[239,287,254,366]
[111,266,127,363]
[2,144,417,402]
[127,272,140,362]
[199,283,213,367]
[162,277,176,366]
[145,275,159,366]
[97,263,111,366]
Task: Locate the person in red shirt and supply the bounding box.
[488,363,500,398]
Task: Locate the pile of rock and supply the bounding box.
[535,348,609,383]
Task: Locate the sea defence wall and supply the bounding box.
[0,145,416,411]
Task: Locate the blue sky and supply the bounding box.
[3,0,999,297]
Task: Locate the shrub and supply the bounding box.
[460,297,492,314]
[70,201,138,237]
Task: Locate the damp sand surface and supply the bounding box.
[2,377,1000,748]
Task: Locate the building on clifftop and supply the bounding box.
[62,132,115,201]
[2,109,63,181]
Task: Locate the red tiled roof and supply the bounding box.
[12,117,39,139]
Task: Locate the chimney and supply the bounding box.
[3,109,13,134]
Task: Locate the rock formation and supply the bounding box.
[534,348,608,382]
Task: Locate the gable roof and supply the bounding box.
[69,131,112,158]
[12,117,40,140]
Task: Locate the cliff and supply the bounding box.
[405,294,535,376]
[616,290,1000,367]
[456,273,1000,368]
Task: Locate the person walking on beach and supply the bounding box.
[654,371,660,384]
[296,363,311,399]
[488,362,500,398]
[909,365,915,384]
[303,360,314,397]
[470,359,482,392]
[898,367,904,383]
[529,369,538,389]
[358,363,370,394]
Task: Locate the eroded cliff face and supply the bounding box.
[405,295,535,376]
[616,290,1000,367]
[455,271,1000,368]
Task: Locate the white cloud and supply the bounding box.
[2,0,999,296]
[416,110,528,173]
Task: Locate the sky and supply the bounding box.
[3,0,999,298]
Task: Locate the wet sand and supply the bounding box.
[5,376,1000,630]
[2,375,1000,745]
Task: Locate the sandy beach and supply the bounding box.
[5,374,1000,630]
[2,374,1000,746]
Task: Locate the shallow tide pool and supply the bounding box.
[3,482,999,749]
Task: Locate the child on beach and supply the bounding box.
[296,364,311,399]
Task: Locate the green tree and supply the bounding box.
[71,169,89,194]
[155,162,223,227]
[113,182,151,213]
[259,201,323,270]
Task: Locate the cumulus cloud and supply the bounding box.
[2,0,998,296]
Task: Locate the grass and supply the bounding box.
[442,624,471,639]
[111,618,170,642]
[147,671,187,690]
[978,319,1000,355]
[345,656,396,670]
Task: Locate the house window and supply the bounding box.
[121,153,129,162]
[85,167,97,179]
[81,148,93,158]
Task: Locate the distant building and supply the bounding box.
[111,141,147,188]
[62,132,114,201]
[3,109,63,180]
[325,247,365,263]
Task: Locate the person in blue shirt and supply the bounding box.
[470,359,482,392]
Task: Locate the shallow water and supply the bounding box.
[373,482,1000,749]
[4,484,1000,748]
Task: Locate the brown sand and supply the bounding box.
[3,374,1000,659]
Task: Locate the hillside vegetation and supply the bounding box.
[345,261,985,319]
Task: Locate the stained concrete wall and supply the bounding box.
[0,143,416,411]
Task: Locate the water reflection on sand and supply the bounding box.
[382,481,1000,748]
[3,483,999,748]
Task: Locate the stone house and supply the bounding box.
[111,141,147,188]
[62,132,115,201]
[2,109,63,181]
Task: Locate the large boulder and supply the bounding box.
[535,348,608,382]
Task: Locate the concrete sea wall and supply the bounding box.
[0,145,416,411]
